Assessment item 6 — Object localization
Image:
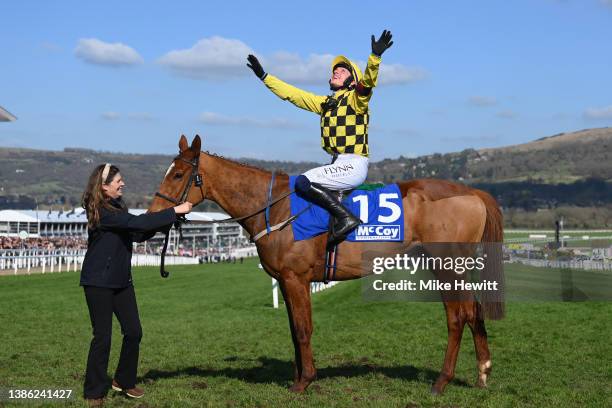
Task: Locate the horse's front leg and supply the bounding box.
[278,272,316,393]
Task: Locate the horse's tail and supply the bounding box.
[474,189,505,320]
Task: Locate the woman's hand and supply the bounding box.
[173,202,193,215]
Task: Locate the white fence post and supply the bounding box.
[270,273,341,308]
[272,278,279,309]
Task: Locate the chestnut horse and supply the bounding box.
[149,135,505,395]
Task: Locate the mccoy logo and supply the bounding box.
[354,224,402,241]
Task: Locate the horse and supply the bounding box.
[148,135,505,395]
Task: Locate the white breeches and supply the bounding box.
[302,154,369,191]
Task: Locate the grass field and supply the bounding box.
[1,259,611,407]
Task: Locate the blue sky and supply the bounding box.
[1,0,611,162]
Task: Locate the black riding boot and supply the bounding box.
[297,182,361,248]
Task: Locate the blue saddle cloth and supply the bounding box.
[289,176,405,242]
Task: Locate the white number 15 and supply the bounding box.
[352,193,401,224]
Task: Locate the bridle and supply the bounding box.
[155,154,205,210]
[154,152,205,278]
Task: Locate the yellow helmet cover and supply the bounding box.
[331,55,363,84]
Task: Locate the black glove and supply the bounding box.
[247,54,266,80]
[371,30,394,57]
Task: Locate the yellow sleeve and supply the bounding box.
[263,74,326,115]
[350,53,381,114]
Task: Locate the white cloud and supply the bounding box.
[584,105,612,119]
[468,96,498,107]
[158,36,427,85]
[267,52,426,85]
[101,112,120,120]
[266,52,333,84]
[75,38,143,67]
[378,63,428,85]
[497,110,517,119]
[101,112,154,121]
[158,36,254,79]
[198,112,302,129]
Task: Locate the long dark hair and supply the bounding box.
[81,164,122,228]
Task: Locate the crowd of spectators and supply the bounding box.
[0,236,87,250]
[0,237,247,261]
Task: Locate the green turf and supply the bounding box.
[1,259,610,407]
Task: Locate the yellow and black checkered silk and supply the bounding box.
[320,94,369,157]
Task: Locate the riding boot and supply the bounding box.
[296,182,361,248]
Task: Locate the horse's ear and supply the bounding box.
[179,135,188,152]
[191,135,202,153]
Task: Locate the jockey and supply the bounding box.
[247,30,393,248]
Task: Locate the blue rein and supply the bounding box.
[265,171,276,236]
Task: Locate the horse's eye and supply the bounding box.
[174,173,183,179]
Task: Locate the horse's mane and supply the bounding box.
[203,150,289,177]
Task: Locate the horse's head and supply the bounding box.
[149,134,205,213]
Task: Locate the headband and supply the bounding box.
[101,163,111,183]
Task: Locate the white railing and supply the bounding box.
[508,258,612,271]
[0,249,85,274]
[0,249,198,275]
[261,263,341,308]
[131,254,199,267]
[271,277,340,309]
[229,245,258,258]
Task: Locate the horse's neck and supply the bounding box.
[202,154,287,235]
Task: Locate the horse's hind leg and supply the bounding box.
[466,301,492,388]
[279,273,316,393]
[432,301,466,395]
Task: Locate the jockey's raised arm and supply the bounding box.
[259,73,326,114]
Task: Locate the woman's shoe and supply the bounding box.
[85,397,105,407]
[111,379,144,399]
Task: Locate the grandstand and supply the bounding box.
[0,208,246,247]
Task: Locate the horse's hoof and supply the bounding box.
[289,383,306,393]
[476,377,488,388]
[430,386,443,396]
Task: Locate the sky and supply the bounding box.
[1,0,612,163]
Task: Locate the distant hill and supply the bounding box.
[368,127,612,184]
[0,147,320,210]
[0,128,610,221]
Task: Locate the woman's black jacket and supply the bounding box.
[80,199,176,288]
